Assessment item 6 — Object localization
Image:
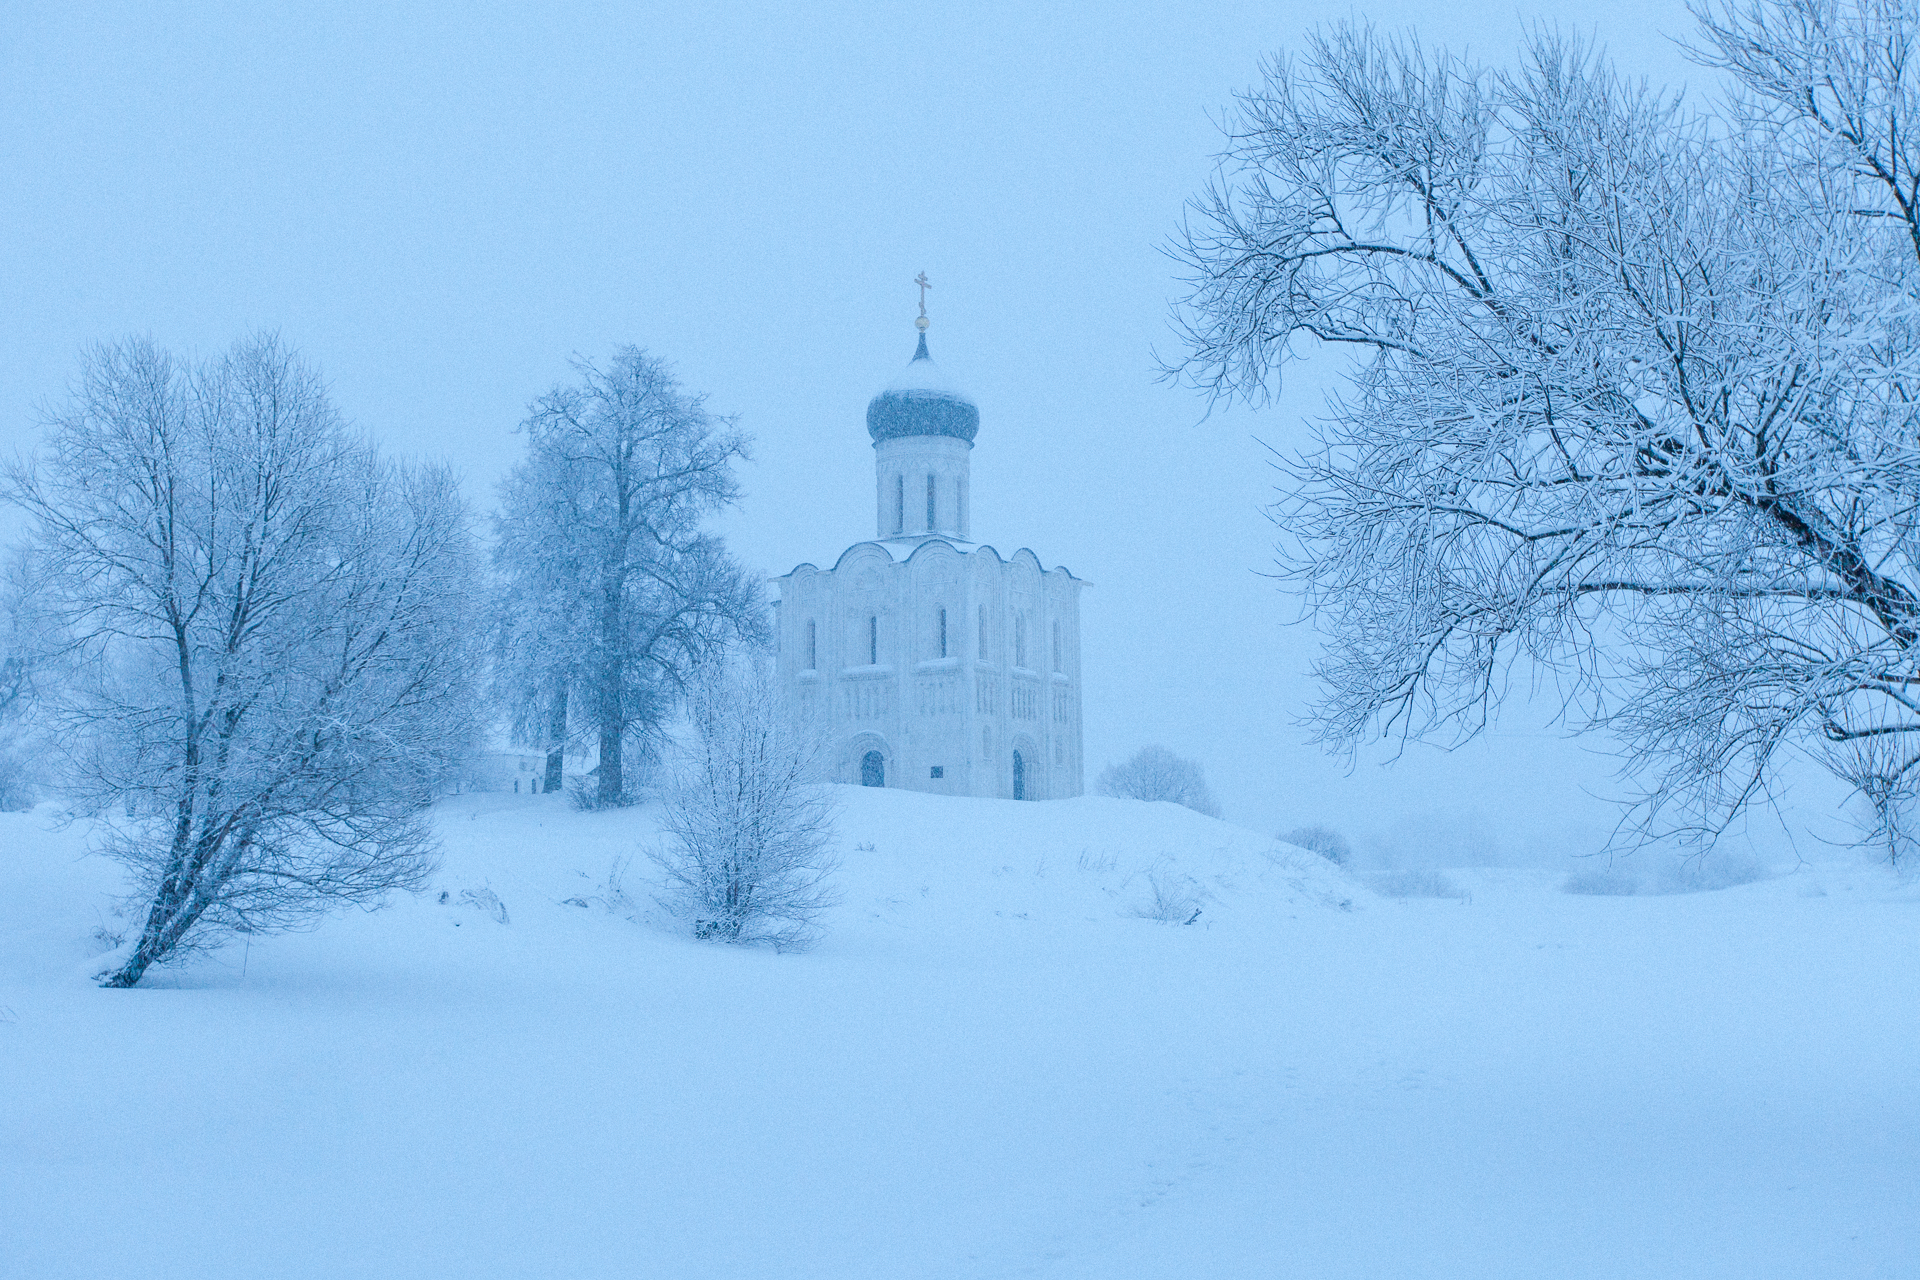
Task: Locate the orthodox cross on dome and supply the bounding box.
[914,271,932,332]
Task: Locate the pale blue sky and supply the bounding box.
[0,0,1843,861]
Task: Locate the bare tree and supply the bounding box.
[6,335,479,986]
[1168,18,1920,851]
[650,658,839,949]
[492,348,763,808]
[1096,745,1222,817]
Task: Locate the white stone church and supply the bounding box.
[775,309,1085,799]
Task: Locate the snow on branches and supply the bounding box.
[8,335,480,986]
[1169,8,1920,853]
[491,347,762,809]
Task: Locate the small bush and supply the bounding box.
[1281,825,1351,865]
[0,752,36,812]
[435,885,511,923]
[566,777,608,811]
[1563,851,1773,896]
[651,661,840,950]
[1562,865,1642,895]
[1131,868,1203,923]
[457,885,510,925]
[1364,869,1468,900]
[1655,851,1772,894]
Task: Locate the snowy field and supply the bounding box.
[3,788,1916,1279]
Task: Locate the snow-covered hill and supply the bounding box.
[2,788,1915,1279]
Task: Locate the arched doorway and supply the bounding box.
[861,750,886,788]
[1012,749,1026,800]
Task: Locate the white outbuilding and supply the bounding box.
[774,310,1085,799]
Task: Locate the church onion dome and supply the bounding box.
[865,333,979,444]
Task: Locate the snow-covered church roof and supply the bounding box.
[865,333,979,444]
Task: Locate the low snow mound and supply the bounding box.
[822,787,1361,948]
[402,788,1362,963]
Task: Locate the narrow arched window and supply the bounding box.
[807,619,817,671]
[868,615,878,665]
[1015,614,1027,668]
[893,474,904,534]
[927,473,937,531]
[978,605,988,659]
[1052,620,1061,672]
[938,607,948,659]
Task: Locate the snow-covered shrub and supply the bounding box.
[1131,868,1202,923]
[1364,869,1468,900]
[1561,864,1642,896]
[456,885,510,925]
[650,660,839,949]
[1654,851,1772,894]
[0,561,48,812]
[0,754,35,812]
[1096,745,1221,817]
[1563,851,1774,896]
[566,776,618,812]
[1282,824,1351,865]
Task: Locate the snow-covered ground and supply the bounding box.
[3,788,1915,1279]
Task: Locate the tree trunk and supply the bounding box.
[596,565,626,807]
[100,943,160,988]
[598,721,623,807]
[543,680,567,794]
[100,876,207,988]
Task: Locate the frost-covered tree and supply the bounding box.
[6,335,479,987]
[492,348,762,808]
[650,658,839,949]
[1096,745,1222,817]
[1169,14,1920,852]
[0,554,52,811]
[489,479,590,796]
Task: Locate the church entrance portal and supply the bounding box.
[1012,750,1026,800]
[861,751,885,788]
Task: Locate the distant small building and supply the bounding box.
[463,749,549,794]
[774,297,1085,799]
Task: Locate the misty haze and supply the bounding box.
[1,2,1914,1277]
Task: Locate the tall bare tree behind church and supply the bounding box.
[492,347,762,807]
